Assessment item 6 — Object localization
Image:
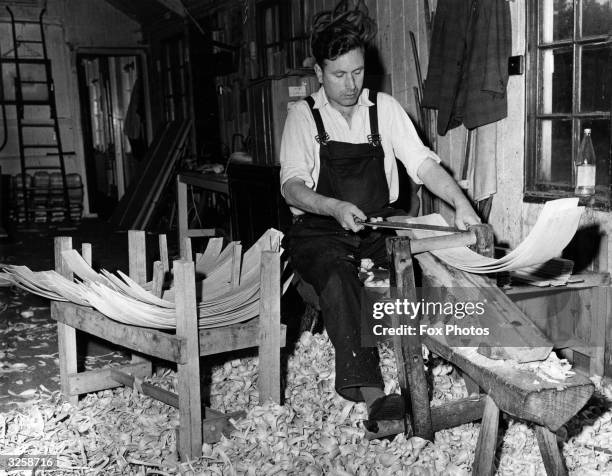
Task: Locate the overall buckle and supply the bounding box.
[315,133,330,146]
[368,133,382,147]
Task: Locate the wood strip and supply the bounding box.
[174,259,202,459]
[68,362,151,395]
[54,236,78,406]
[182,237,193,261]
[159,234,169,272]
[51,302,184,363]
[231,244,242,289]
[81,243,92,266]
[258,251,281,404]
[387,237,433,440]
[472,395,500,476]
[535,425,568,476]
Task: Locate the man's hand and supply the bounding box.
[330,201,366,232]
[454,203,481,230]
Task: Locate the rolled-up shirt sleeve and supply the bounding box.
[279,101,318,197]
[382,94,441,185]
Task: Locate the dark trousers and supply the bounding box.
[283,216,393,402]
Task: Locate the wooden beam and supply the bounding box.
[535,425,569,476]
[68,362,151,395]
[51,302,185,363]
[199,319,286,356]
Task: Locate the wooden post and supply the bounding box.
[151,261,165,298]
[387,237,434,441]
[535,425,569,476]
[182,237,193,261]
[472,395,500,476]
[258,251,281,404]
[177,176,189,259]
[54,236,78,406]
[128,230,147,284]
[127,230,152,374]
[174,259,202,460]
[159,234,169,273]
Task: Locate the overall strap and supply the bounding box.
[304,96,329,145]
[367,90,382,147]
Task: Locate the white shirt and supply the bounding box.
[280,87,440,215]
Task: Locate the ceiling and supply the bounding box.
[104,0,240,25]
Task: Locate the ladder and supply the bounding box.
[3,6,71,223]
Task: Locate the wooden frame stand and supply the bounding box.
[51,230,286,460]
[365,227,594,476]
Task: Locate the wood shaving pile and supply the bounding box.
[1,331,611,475]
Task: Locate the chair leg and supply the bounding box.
[472,395,500,476]
[535,425,568,476]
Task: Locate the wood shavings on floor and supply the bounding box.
[1,331,611,475]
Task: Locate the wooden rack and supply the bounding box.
[51,230,286,460]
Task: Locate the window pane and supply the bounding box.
[537,119,573,185]
[581,0,612,37]
[540,0,574,42]
[540,48,573,113]
[578,119,611,188]
[580,44,612,112]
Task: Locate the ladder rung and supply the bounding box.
[12,19,41,24]
[23,144,59,148]
[24,166,62,170]
[0,58,49,65]
[20,100,51,105]
[21,122,54,127]
[18,40,44,44]
[47,152,76,156]
[19,80,47,84]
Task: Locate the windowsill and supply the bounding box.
[523,190,611,211]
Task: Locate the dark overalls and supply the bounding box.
[283,90,400,402]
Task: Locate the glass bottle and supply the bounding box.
[575,128,596,197]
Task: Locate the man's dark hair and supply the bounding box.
[310,1,377,66]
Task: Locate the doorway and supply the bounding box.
[76,51,150,219]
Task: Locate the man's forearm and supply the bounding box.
[417,158,473,211]
[282,178,367,231]
[282,179,339,216]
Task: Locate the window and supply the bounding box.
[526,0,612,207]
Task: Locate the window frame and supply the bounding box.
[524,0,612,209]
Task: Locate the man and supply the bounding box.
[280,8,480,421]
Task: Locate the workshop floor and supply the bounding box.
[0,220,184,411]
[2,221,612,474]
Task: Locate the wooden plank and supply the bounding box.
[420,336,593,431]
[258,251,281,404]
[54,236,78,406]
[387,237,433,440]
[414,250,552,362]
[182,237,193,261]
[51,302,184,363]
[472,395,500,476]
[174,259,202,460]
[108,122,172,228]
[199,319,286,356]
[364,394,486,440]
[68,362,151,395]
[535,425,568,476]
